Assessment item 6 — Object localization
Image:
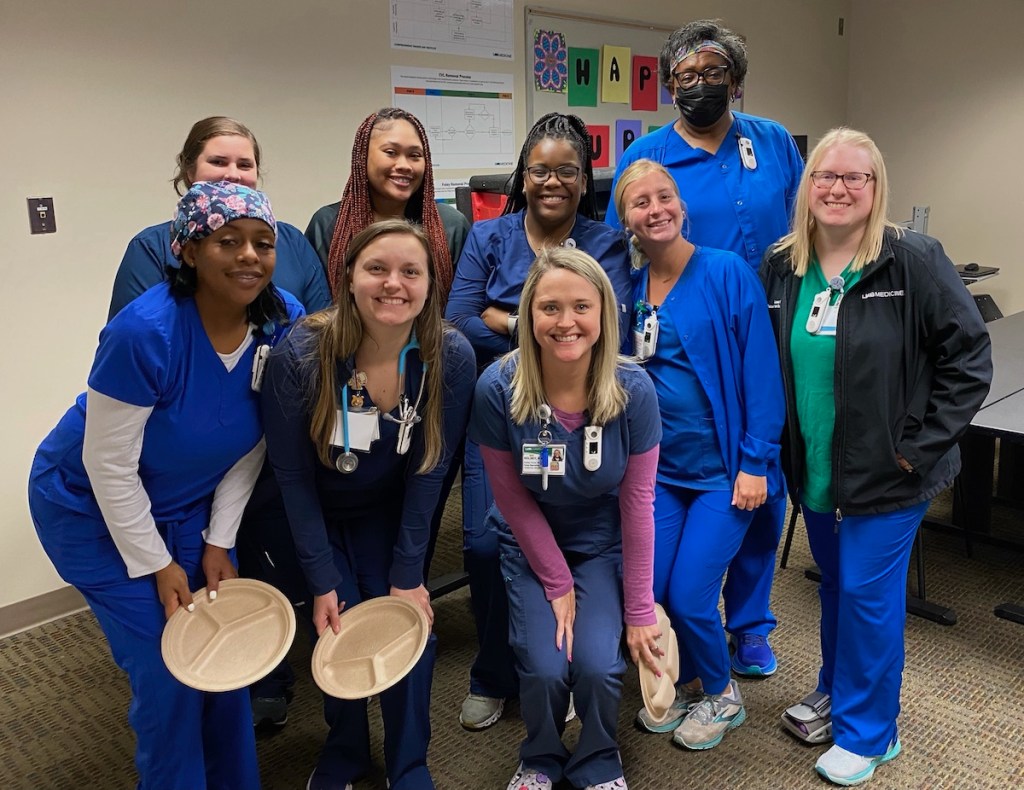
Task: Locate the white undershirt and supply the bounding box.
[81,330,265,578]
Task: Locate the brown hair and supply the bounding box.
[172,116,261,196]
[305,219,447,474]
[326,109,453,303]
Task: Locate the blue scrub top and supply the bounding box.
[108,220,331,320]
[606,112,803,269]
[261,324,476,595]
[445,211,633,368]
[469,357,661,555]
[34,283,305,525]
[631,247,786,496]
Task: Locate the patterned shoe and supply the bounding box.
[672,680,747,750]
[585,778,627,790]
[636,685,704,733]
[505,763,553,790]
[815,740,901,786]
[459,693,504,730]
[731,633,778,677]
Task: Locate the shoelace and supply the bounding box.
[741,634,767,647]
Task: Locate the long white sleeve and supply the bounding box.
[81,387,169,578]
[204,438,266,549]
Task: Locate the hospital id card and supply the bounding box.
[817,296,843,337]
[521,443,567,476]
[331,408,380,452]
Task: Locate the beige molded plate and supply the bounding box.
[160,578,296,692]
[639,603,682,724]
[311,597,430,700]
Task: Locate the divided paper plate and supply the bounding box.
[639,603,682,725]
[161,578,296,692]
[311,597,430,700]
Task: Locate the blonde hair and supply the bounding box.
[774,127,903,276]
[508,247,627,426]
[303,219,446,474]
[612,158,687,270]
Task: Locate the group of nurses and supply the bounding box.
[445,112,632,730]
[29,181,304,788]
[607,19,803,677]
[260,220,475,790]
[615,159,784,751]
[471,247,662,790]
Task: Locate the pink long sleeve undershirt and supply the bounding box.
[479,442,659,627]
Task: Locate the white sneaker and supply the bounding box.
[672,679,746,750]
[505,763,553,790]
[815,739,901,786]
[459,693,504,730]
[585,778,627,790]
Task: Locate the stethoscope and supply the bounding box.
[335,334,428,474]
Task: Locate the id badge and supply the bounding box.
[331,408,380,452]
[818,295,843,337]
[521,443,567,475]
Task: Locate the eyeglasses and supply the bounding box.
[525,165,582,185]
[671,65,730,90]
[810,171,874,190]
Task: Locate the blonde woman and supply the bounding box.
[470,247,661,790]
[761,128,991,785]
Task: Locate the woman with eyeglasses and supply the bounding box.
[605,19,804,682]
[445,112,632,732]
[761,128,991,786]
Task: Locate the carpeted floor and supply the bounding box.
[2,491,1023,789]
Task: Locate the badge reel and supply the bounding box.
[806,275,846,336]
[738,136,757,170]
[633,311,660,361]
[250,343,271,392]
[583,426,602,472]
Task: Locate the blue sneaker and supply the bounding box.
[731,633,778,677]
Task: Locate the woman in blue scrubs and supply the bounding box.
[260,220,475,790]
[616,159,785,751]
[471,247,661,790]
[29,181,304,789]
[108,116,330,319]
[445,112,632,730]
[606,20,804,676]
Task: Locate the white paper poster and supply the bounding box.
[390,0,514,60]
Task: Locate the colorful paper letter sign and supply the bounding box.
[534,30,568,93]
[587,125,610,168]
[601,46,630,103]
[569,48,599,107]
[631,56,659,111]
[616,119,642,162]
[662,85,674,105]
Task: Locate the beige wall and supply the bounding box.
[847,0,1024,314]
[0,0,848,611]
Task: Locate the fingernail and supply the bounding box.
[209,590,217,601]
[187,603,195,612]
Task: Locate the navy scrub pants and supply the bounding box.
[500,539,626,788]
[311,506,436,790]
[29,469,259,790]
[802,500,929,756]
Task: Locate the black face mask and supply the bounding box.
[674,83,730,129]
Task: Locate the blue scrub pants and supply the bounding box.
[500,538,626,788]
[463,438,518,699]
[311,505,436,790]
[653,485,755,694]
[29,468,259,790]
[802,501,929,756]
[722,493,786,637]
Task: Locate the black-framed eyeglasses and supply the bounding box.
[810,171,874,190]
[526,165,582,185]
[671,65,730,90]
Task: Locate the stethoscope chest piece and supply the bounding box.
[336,452,359,474]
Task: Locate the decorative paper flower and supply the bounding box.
[534,30,568,93]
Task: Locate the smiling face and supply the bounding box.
[530,267,602,368]
[366,119,426,213]
[622,171,684,247]
[348,232,430,332]
[189,135,259,188]
[523,137,585,231]
[810,143,876,237]
[182,218,275,309]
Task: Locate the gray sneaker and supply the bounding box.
[459,693,504,730]
[636,685,704,733]
[672,680,746,750]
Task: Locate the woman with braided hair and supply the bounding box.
[305,107,469,301]
[445,112,632,731]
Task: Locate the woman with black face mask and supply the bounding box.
[605,19,804,693]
